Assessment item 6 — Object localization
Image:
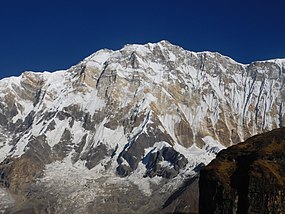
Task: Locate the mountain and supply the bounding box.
[0,40,284,213]
[199,127,285,213]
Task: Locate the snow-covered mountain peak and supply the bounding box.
[84,48,114,64]
[0,41,285,213]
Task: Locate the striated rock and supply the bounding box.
[199,127,285,214]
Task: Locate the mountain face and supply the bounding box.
[199,127,285,214]
[0,40,284,213]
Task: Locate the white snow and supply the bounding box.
[45,118,71,147]
[144,141,171,156]
[158,114,180,143]
[168,51,177,61]
[202,136,226,154]
[85,49,112,65]
[12,133,31,157]
[0,143,12,163]
[89,119,127,153]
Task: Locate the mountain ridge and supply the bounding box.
[199,127,285,213]
[4,40,285,80]
[0,40,284,213]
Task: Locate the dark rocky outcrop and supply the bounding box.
[199,127,285,214]
[160,175,199,214]
[143,146,188,179]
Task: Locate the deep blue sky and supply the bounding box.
[0,0,284,79]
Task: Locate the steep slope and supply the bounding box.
[199,127,285,214]
[0,40,284,213]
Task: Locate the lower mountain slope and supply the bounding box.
[199,127,285,214]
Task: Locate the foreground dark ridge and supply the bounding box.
[199,127,285,213]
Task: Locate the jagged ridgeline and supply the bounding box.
[0,40,284,213]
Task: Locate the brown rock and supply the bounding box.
[199,127,285,214]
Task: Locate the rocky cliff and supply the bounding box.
[0,41,284,213]
[199,127,285,214]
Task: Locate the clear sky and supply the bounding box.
[0,0,284,79]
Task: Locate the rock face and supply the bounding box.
[160,174,200,214]
[199,127,285,214]
[0,41,284,213]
